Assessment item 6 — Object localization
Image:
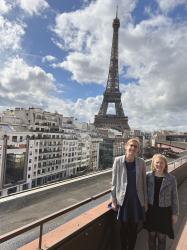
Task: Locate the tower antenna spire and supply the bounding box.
[116,5,118,18]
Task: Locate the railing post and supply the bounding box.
[38,224,43,250]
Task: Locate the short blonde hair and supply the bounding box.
[126,138,140,148]
[151,154,168,173]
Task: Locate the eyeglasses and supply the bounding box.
[129,144,138,148]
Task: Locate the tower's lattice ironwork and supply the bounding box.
[94,14,130,132]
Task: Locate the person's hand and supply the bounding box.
[111,202,118,212]
[172,215,178,224]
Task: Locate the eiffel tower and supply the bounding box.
[94,13,130,132]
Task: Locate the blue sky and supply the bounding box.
[0,0,187,131]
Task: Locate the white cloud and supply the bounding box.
[53,52,107,84]
[47,95,102,123]
[0,57,56,107]
[17,0,48,15]
[119,15,187,131]
[42,55,57,63]
[0,0,12,14]
[0,57,100,124]
[156,0,187,13]
[0,16,25,51]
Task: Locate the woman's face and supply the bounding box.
[125,141,139,158]
[154,157,166,173]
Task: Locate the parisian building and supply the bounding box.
[98,128,127,169]
[0,108,102,196]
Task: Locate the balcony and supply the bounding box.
[0,157,187,250]
[7,144,27,149]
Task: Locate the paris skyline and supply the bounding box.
[0,0,187,131]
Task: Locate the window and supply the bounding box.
[12,136,17,142]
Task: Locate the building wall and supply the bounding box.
[0,108,103,196]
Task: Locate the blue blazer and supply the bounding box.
[146,172,179,215]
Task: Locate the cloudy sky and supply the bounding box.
[0,0,187,131]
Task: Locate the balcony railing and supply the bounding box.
[0,189,110,249]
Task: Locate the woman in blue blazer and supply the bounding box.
[111,138,147,250]
[146,154,179,250]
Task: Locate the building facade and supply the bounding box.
[0,108,102,196]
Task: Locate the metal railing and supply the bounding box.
[168,156,187,171]
[157,140,187,149]
[145,156,187,172]
[0,189,111,249]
